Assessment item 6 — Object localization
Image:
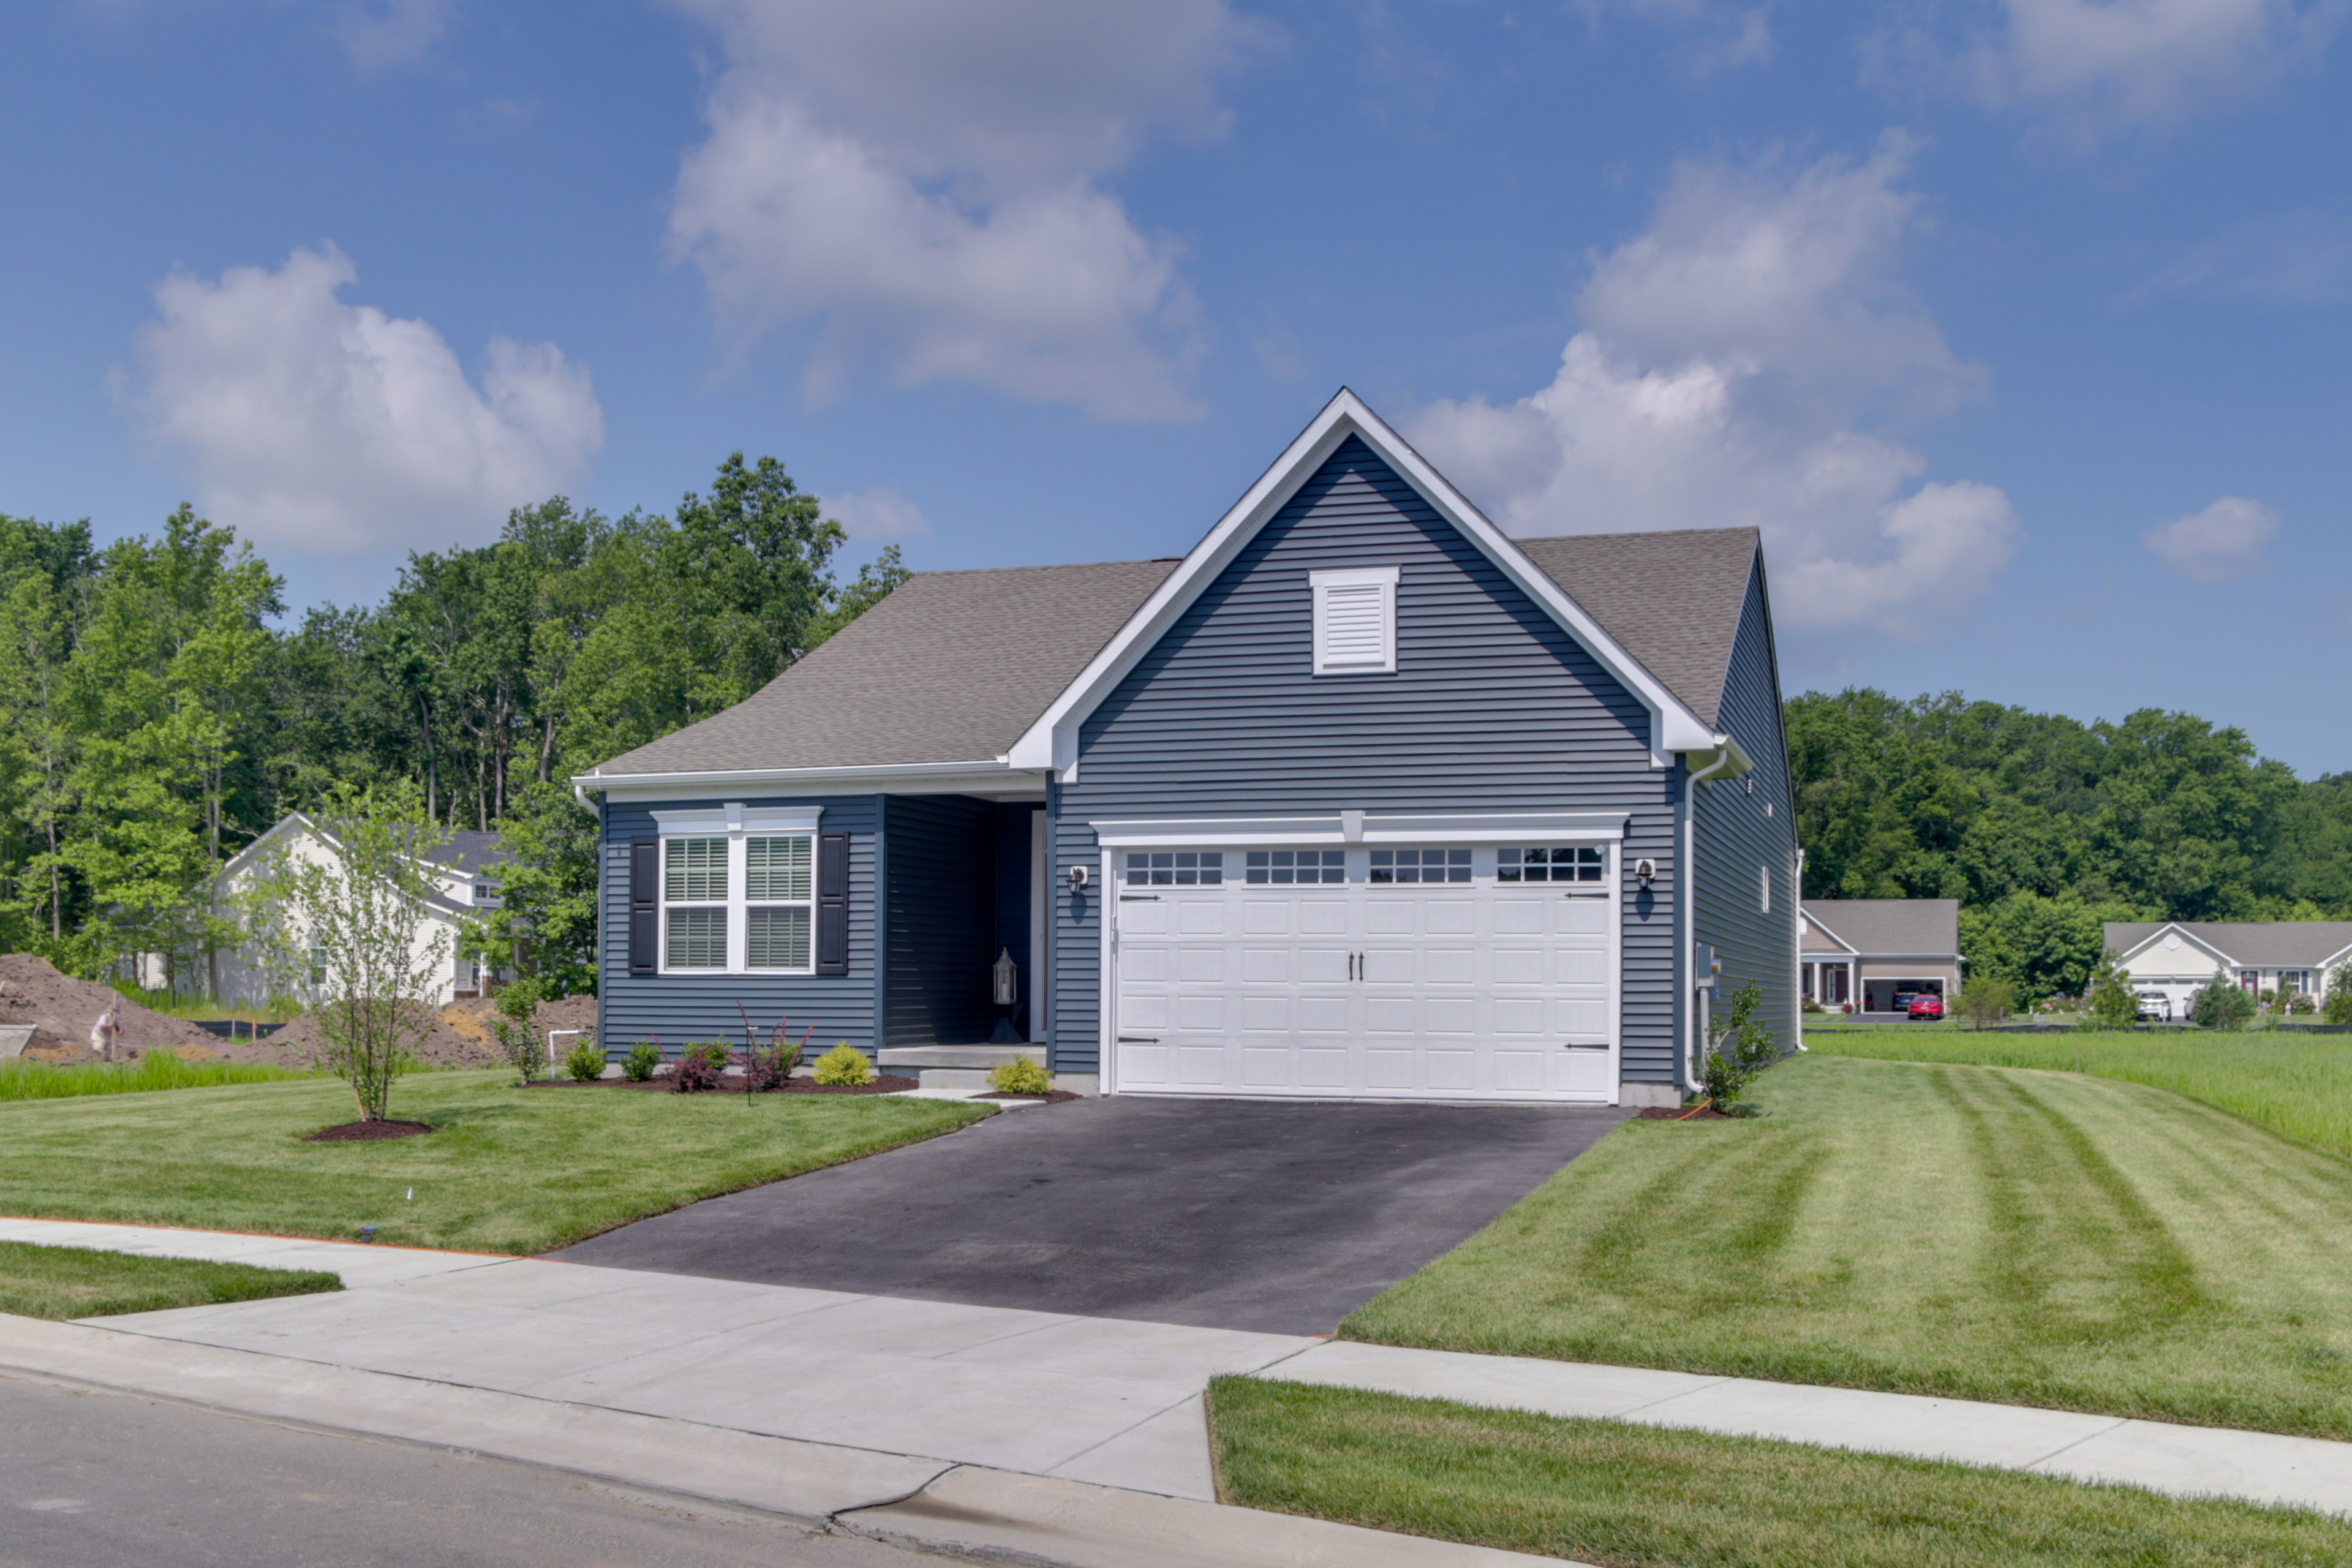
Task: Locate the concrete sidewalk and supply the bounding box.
[1265,1341,2352,1518]
[9,1213,2352,1546]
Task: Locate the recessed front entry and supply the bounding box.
[1109,845,1619,1102]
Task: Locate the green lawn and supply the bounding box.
[1210,1379,2352,1568]
[1811,1025,2352,1158]
[1343,1052,2352,1439]
[0,1240,339,1319]
[0,1049,315,1102]
[0,1070,990,1254]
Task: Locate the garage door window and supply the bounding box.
[1370,848,1471,883]
[1245,850,1346,884]
[1125,851,1225,886]
[1498,846,1604,883]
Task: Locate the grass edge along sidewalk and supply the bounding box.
[1807,1024,2352,1159]
[1341,1053,2352,1441]
[0,1239,339,1319]
[1209,1378,2352,1568]
[0,1068,991,1256]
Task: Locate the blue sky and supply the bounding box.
[2,1,2346,769]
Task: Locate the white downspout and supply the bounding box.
[1684,740,1738,1083]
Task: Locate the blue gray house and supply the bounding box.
[575,391,1798,1106]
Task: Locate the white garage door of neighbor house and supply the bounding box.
[1111,845,1619,1103]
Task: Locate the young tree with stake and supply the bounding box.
[254,783,450,1123]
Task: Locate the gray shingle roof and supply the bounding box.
[588,559,1183,777]
[1801,900,1961,957]
[423,830,507,876]
[584,524,1763,781]
[2106,922,2352,968]
[1513,529,1760,729]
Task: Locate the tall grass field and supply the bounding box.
[1807,1026,2352,1158]
[0,1049,315,1102]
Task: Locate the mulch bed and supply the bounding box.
[977,1090,1081,1104]
[523,1074,922,1096]
[1635,1105,1734,1121]
[305,1119,434,1142]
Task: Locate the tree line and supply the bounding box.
[1790,688,2352,1003]
[0,453,904,998]
[5,483,2342,1017]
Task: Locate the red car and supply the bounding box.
[1907,992,1945,1021]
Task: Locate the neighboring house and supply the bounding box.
[573,391,1800,1107]
[1800,899,1961,1015]
[2105,921,2352,1015]
[210,813,508,1007]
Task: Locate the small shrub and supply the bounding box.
[671,1041,729,1093]
[736,1008,816,1093]
[812,1042,875,1087]
[1698,979,1777,1111]
[2191,982,2256,1031]
[490,975,548,1086]
[624,1041,660,1082]
[1955,976,2015,1030]
[564,1041,605,1082]
[2326,968,2352,1026]
[989,1055,1050,1095]
[2081,952,2138,1031]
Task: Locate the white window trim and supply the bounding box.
[1310,565,1399,676]
[657,816,823,976]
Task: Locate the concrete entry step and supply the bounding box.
[878,1046,1045,1071]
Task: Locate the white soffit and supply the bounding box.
[1005,389,1720,775]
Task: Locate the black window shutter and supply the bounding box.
[816,831,850,975]
[628,838,658,974]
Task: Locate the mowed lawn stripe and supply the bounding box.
[1342,1054,2352,1439]
[0,1069,990,1256]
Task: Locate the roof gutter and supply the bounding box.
[570,759,1046,794]
[1684,735,1751,786]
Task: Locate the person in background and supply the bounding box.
[90,1006,118,1062]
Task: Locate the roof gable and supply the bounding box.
[2108,920,2352,970]
[1008,389,1722,772]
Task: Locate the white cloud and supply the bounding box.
[666,0,1268,420]
[1410,137,2021,639]
[827,485,929,542]
[125,245,603,556]
[333,0,455,70]
[2127,208,2352,304]
[1574,1,1776,74]
[1868,0,2343,137]
[2141,496,2278,581]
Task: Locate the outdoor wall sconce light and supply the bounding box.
[1632,858,1656,889]
[1066,864,1089,892]
[989,948,1022,1044]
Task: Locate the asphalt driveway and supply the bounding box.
[552,1096,1631,1335]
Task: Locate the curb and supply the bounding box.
[0,1316,1580,1568]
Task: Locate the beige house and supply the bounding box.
[2105,921,2352,1017]
[209,813,508,1008]
[1801,899,1962,1015]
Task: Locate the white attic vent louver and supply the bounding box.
[1311,567,1399,675]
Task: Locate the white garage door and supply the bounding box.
[1110,845,1619,1103]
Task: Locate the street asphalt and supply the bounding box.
[0,1368,944,1568]
[553,1095,1631,1333]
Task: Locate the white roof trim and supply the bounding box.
[575,760,1048,802]
[2113,922,2239,969]
[1800,911,1859,955]
[1087,810,1629,848]
[1005,388,1722,775]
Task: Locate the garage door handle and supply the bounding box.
[1118,1036,1159,1044]
[1120,894,1159,902]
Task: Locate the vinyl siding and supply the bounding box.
[597,794,879,1059]
[1050,435,1680,1083]
[992,804,1041,1038]
[881,794,997,1047]
[1692,561,1800,1061]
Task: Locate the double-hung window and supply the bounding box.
[656,808,821,974]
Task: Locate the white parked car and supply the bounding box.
[2135,991,2173,1023]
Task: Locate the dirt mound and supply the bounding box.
[268,1001,502,1069]
[0,954,219,1061]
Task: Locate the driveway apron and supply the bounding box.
[552,1096,1630,1334]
